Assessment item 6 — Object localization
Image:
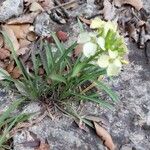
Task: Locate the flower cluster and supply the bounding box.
[77,18,128,76]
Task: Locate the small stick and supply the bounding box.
[53,0,70,18]
[138,26,145,49]
[144,41,149,64]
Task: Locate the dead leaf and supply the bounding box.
[39,0,54,11]
[114,0,143,11]
[79,16,91,25]
[94,122,116,150]
[103,0,115,20]
[6,61,14,73]
[7,12,39,24]
[30,2,44,12]
[74,44,83,56]
[0,48,11,60]
[17,47,30,56]
[11,67,21,79]
[38,67,45,75]
[0,34,4,48]
[6,24,30,39]
[26,32,37,41]
[19,39,31,48]
[2,25,20,51]
[56,31,68,42]
[36,141,50,150]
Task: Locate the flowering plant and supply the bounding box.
[78,18,128,76]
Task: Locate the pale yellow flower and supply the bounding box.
[83,42,97,58]
[97,50,122,76]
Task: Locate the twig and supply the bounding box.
[53,0,70,18]
[144,41,149,64]
[51,0,77,11]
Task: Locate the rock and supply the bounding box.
[0,0,23,22]
[13,102,105,150]
[34,13,57,37]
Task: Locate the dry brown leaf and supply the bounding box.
[0,34,4,48]
[74,44,83,56]
[7,12,39,24]
[30,2,44,12]
[36,142,50,150]
[2,25,20,51]
[6,61,15,73]
[11,67,21,79]
[114,0,143,11]
[103,0,115,20]
[0,48,11,60]
[6,24,30,39]
[19,39,31,48]
[17,47,30,56]
[94,122,116,150]
[79,16,91,25]
[26,32,37,41]
[39,0,54,11]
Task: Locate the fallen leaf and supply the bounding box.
[103,0,115,20]
[114,0,143,11]
[74,44,83,56]
[79,16,91,25]
[30,2,44,12]
[36,142,50,150]
[56,31,68,42]
[38,67,45,75]
[6,61,14,73]
[11,67,21,79]
[0,34,4,48]
[0,48,11,60]
[39,0,54,11]
[17,47,30,56]
[7,12,39,24]
[2,25,20,51]
[6,24,30,39]
[19,39,31,48]
[94,122,116,150]
[26,32,37,41]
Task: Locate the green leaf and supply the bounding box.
[71,92,113,110]
[77,17,84,32]
[95,81,119,102]
[71,62,86,77]
[0,68,12,81]
[49,73,66,84]
[0,99,25,129]
[51,32,64,54]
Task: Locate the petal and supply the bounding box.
[83,42,97,57]
[113,59,122,68]
[97,55,109,68]
[97,37,105,50]
[107,63,121,76]
[90,18,104,29]
[77,32,91,44]
[108,50,118,59]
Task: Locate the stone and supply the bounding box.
[0,0,23,22]
[13,102,105,150]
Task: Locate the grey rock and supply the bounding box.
[34,12,58,37]
[0,0,23,22]
[13,102,105,150]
